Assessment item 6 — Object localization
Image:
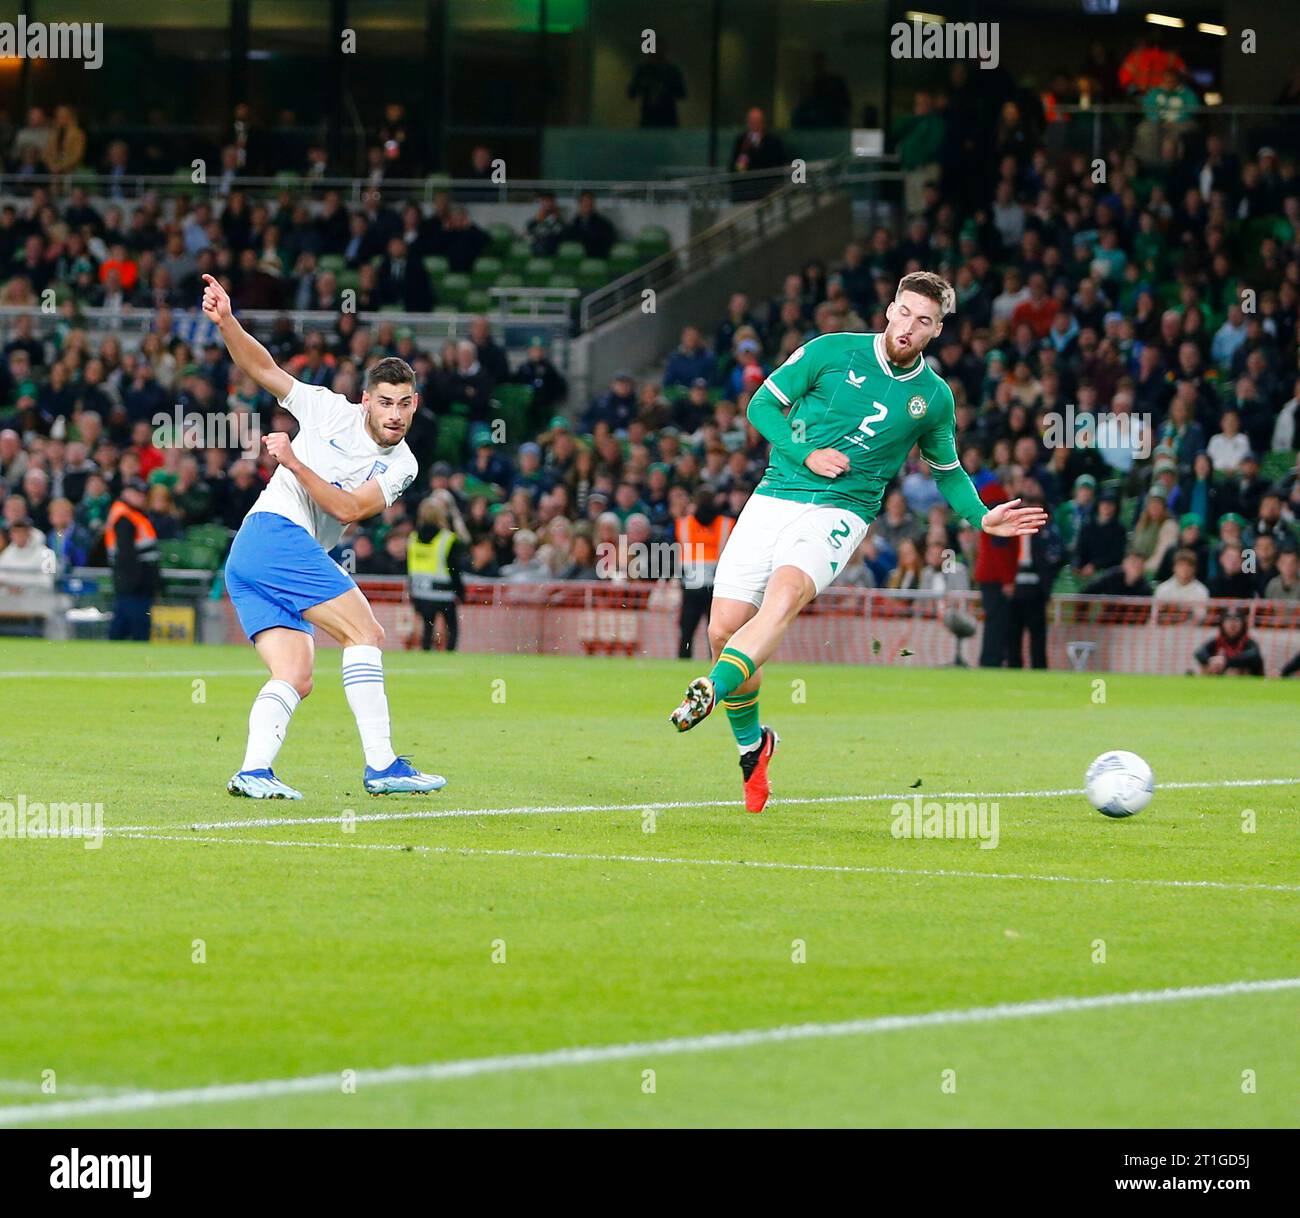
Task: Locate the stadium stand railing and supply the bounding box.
[202,580,1300,676]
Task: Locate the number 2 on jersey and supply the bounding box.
[858,400,887,436]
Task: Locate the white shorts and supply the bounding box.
[712,493,870,608]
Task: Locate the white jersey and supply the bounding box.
[245,379,418,553]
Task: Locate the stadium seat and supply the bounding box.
[434,408,471,465]
[609,242,640,277]
[546,273,578,291]
[506,240,533,271]
[1261,450,1296,482]
[487,223,515,256]
[464,289,492,313]
[469,256,503,290]
[336,269,360,294]
[439,272,471,307]
[494,271,524,290]
[576,258,609,291]
[524,257,555,287]
[555,241,585,270]
[422,255,449,279]
[635,225,671,261]
[318,254,346,274]
[489,384,533,444]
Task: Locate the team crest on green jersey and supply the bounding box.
[907,394,928,418]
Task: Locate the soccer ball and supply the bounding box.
[1085,751,1154,818]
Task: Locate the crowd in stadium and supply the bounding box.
[1,36,1300,671]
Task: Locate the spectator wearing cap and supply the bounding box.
[726,337,767,399]
[663,326,715,389]
[1195,609,1264,676]
[1131,485,1179,574]
[1155,513,1209,583]
[581,372,637,434]
[512,336,568,415]
[466,427,512,494]
[1222,451,1269,522]
[714,293,763,360]
[511,442,551,505]
[1075,489,1127,577]
[1154,548,1209,604]
[1084,549,1152,597]
[1055,473,1096,561]
[1264,541,1300,602]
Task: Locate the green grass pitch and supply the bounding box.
[0,638,1296,1127]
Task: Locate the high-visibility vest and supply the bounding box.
[676,514,733,590]
[407,529,456,599]
[105,500,157,558]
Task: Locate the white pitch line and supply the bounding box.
[0,667,461,679]
[0,1080,136,1098]
[108,776,1300,834]
[1,977,1295,1126]
[99,831,1300,894]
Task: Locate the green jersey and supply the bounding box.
[747,331,988,529]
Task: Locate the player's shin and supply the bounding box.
[241,679,301,771]
[707,646,757,701]
[341,645,398,770]
[723,692,763,753]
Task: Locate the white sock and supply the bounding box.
[342,645,397,771]
[241,679,301,771]
[738,738,763,755]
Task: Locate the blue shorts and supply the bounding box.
[225,512,357,640]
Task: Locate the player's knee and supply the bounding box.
[359,619,385,649]
[707,620,733,653]
[292,673,314,699]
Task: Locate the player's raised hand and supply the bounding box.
[262,431,298,470]
[804,448,851,478]
[201,273,232,324]
[981,497,1050,537]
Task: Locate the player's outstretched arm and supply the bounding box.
[262,433,384,524]
[202,273,294,402]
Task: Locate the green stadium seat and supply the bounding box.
[609,242,639,277]
[636,225,671,260]
[422,255,449,278]
[336,269,360,294]
[1261,450,1296,482]
[379,304,405,314]
[546,273,578,291]
[439,272,471,306]
[494,271,524,290]
[576,257,609,290]
[506,240,533,270]
[464,289,492,313]
[488,223,515,256]
[489,384,534,445]
[434,409,470,465]
[555,241,585,269]
[469,256,503,290]
[524,257,555,287]
[318,254,346,273]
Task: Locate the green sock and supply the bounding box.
[724,693,762,752]
[709,646,757,701]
